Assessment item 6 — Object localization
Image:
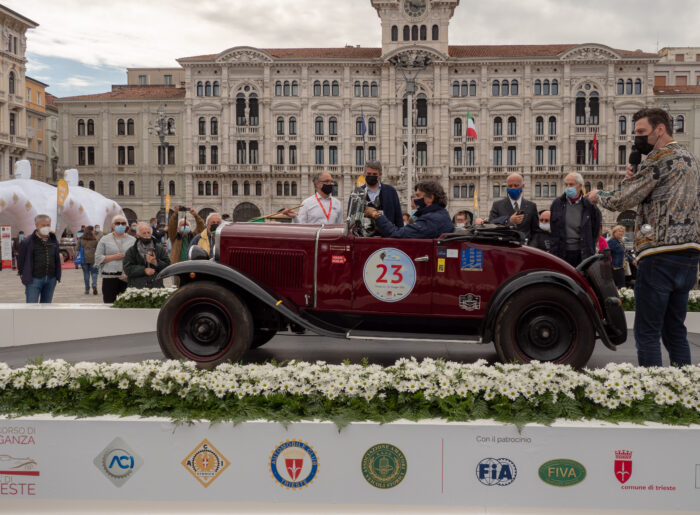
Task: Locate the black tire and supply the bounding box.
[250,329,277,349]
[157,281,253,368]
[493,286,594,368]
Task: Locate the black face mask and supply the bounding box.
[634,134,655,155]
[321,184,334,195]
[139,237,152,245]
[209,224,219,233]
[365,176,379,187]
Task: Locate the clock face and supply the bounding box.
[404,0,427,17]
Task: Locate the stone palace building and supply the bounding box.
[55,0,678,226]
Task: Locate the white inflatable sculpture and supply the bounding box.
[0,161,124,236]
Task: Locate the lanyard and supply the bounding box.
[315,193,332,221]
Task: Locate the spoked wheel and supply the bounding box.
[157,281,252,368]
[493,286,594,368]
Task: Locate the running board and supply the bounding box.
[345,330,483,344]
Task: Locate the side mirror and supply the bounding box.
[187,245,209,261]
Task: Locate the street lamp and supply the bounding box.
[389,52,431,212]
[148,105,168,225]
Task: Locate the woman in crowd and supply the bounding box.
[79,226,100,295]
[95,215,136,303]
[607,225,627,289]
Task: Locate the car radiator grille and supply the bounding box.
[228,249,304,289]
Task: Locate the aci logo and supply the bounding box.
[270,440,319,489]
[93,437,143,488]
[614,450,633,484]
[181,439,229,488]
[538,459,586,487]
[476,458,517,486]
[361,443,407,489]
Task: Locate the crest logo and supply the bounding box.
[614,450,633,484]
[270,440,319,489]
[476,458,517,486]
[361,443,407,489]
[538,459,586,487]
[459,293,481,311]
[181,439,229,488]
[93,437,143,488]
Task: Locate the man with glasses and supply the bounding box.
[284,172,343,224]
[95,215,136,303]
[529,210,555,252]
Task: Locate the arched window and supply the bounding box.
[315,116,324,135]
[626,79,633,95]
[432,24,439,40]
[289,117,296,135]
[275,81,282,96]
[535,147,544,165]
[420,25,427,40]
[87,119,94,136]
[291,81,298,96]
[535,182,541,197]
[403,25,410,41]
[548,116,557,135]
[356,117,364,135]
[543,79,550,95]
[127,118,135,135]
[584,181,591,193]
[493,117,503,136]
[78,119,85,136]
[548,146,557,165]
[236,93,246,125]
[256,181,262,196]
[469,80,476,96]
[211,146,218,165]
[454,118,462,137]
[249,141,259,164]
[507,116,517,135]
[128,181,135,196]
[469,183,475,197]
[283,81,290,96]
[329,117,338,136]
[461,81,468,97]
[292,182,298,196]
[411,25,418,40]
[205,181,212,196]
[332,80,339,96]
[501,80,509,96]
[676,114,685,133]
[543,183,549,197]
[589,92,599,125]
[391,25,398,41]
[454,147,463,166]
[534,79,542,96]
[362,81,369,97]
[198,117,206,136]
[276,181,282,196]
[452,81,460,97]
[618,115,627,135]
[368,118,376,135]
[550,183,557,196]
[511,80,519,96]
[596,181,604,191]
[232,181,239,196]
[205,81,211,96]
[210,117,218,136]
[552,80,558,95]
[617,79,625,95]
[634,78,642,95]
[277,117,285,135]
[283,181,290,196]
[370,81,378,97]
[575,92,586,125]
[535,116,544,135]
[236,141,246,164]
[118,181,124,196]
[213,181,219,196]
[354,81,361,97]
[169,180,175,195]
[167,118,175,135]
[248,94,258,126]
[117,119,125,136]
[9,71,15,94]
[368,146,376,161]
[322,80,330,96]
[313,81,321,96]
[196,81,203,96]
[199,145,206,164]
[213,81,219,96]
[416,93,427,127]
[493,147,503,166]
[492,80,500,96]
[276,145,285,164]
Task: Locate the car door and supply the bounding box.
[352,236,434,314]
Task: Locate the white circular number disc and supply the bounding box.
[362,248,417,303]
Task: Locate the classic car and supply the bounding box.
[156,192,626,368]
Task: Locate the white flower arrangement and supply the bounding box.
[618,287,700,311]
[113,287,177,308]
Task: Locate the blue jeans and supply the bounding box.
[25,276,57,304]
[634,252,700,367]
[82,263,98,291]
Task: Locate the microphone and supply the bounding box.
[629,145,642,174]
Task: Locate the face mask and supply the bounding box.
[565,187,579,199]
[95,228,100,232]
[365,176,379,187]
[38,227,51,237]
[455,223,465,229]
[321,184,334,195]
[139,237,152,245]
[209,224,219,233]
[76,231,83,237]
[130,226,137,231]
[18,234,24,241]
[506,188,522,200]
[414,198,427,210]
[180,225,191,234]
[633,134,655,155]
[539,223,551,232]
[114,225,127,235]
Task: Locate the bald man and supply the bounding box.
[488,173,539,242]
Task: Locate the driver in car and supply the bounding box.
[364,180,454,238]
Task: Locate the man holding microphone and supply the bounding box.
[588,108,700,367]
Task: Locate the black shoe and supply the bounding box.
[93,286,98,295]
[84,290,89,295]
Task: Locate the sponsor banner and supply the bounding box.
[0,226,11,270]
[0,418,697,510]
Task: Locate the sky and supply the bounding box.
[12,0,700,98]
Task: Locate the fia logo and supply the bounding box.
[614,450,632,484]
[476,458,517,486]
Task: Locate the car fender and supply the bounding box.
[481,270,615,350]
[157,261,347,338]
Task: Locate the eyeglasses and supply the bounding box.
[319,180,334,185]
[114,222,127,226]
[539,219,549,223]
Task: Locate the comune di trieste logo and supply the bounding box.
[361,443,407,489]
[270,440,319,489]
[93,437,143,488]
[476,458,517,486]
[181,439,230,488]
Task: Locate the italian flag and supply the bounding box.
[467,112,478,140]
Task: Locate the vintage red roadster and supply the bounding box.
[156,195,626,368]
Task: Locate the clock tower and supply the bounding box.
[371,0,460,57]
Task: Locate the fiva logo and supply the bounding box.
[476,458,517,486]
[538,459,586,487]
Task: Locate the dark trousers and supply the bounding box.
[634,252,700,367]
[612,268,626,289]
[564,250,583,268]
[102,277,127,303]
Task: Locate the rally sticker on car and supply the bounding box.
[363,248,417,302]
[461,248,484,271]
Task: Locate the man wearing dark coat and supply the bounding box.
[488,173,539,242]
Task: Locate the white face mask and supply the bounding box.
[455,223,465,229]
[539,223,551,232]
[38,226,51,236]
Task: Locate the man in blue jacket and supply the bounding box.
[364,181,454,239]
[17,214,62,303]
[361,160,403,233]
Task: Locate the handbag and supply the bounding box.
[74,247,85,266]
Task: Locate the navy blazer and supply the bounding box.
[376,204,454,239]
[488,197,539,242]
[549,194,602,260]
[364,182,404,229]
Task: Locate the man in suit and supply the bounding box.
[488,173,539,242]
[361,160,403,235]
